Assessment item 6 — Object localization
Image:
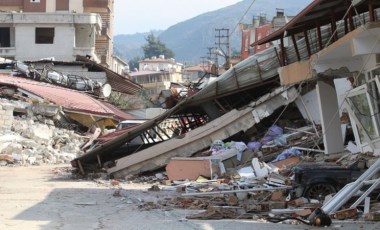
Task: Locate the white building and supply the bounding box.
[0,0,112,65]
[139,55,183,83]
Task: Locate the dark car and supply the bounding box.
[292,159,366,200]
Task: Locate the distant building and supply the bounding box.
[240,9,294,59]
[129,70,171,96]
[0,0,114,68]
[112,55,129,77]
[182,65,208,82]
[132,55,183,96]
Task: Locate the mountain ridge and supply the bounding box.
[114,0,312,64]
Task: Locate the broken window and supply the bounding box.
[35,28,55,44]
[347,69,380,141]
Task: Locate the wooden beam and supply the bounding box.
[344,17,349,34]
[348,6,355,31]
[303,30,311,57]
[317,23,323,50]
[330,9,338,42]
[291,34,301,61]
[369,0,375,22]
[274,47,282,67]
[280,37,286,66]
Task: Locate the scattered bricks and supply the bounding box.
[270,190,284,201]
[365,211,380,221]
[288,197,309,207]
[294,208,312,217]
[0,154,13,162]
[334,207,357,220]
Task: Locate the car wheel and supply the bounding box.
[305,183,336,200]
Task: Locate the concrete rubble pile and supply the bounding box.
[109,136,379,227]
[0,99,86,167]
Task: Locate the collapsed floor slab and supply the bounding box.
[108,86,299,178]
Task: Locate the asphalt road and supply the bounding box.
[0,165,379,230]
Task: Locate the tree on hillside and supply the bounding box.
[142,33,174,59]
[128,56,141,71]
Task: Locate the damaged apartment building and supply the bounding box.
[0,0,140,128]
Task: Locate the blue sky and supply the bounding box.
[113,0,242,35]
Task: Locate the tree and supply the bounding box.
[142,32,174,59]
[128,56,141,72]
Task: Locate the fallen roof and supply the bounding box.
[0,74,132,120]
[72,42,283,170]
[108,86,299,178]
[255,0,380,46]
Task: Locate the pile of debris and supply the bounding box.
[119,140,378,227]
[0,99,86,167]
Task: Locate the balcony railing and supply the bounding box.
[0,47,16,57]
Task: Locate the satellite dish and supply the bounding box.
[100,83,112,98]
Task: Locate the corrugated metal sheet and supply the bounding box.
[0,74,131,119]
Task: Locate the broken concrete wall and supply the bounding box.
[0,101,14,129]
[0,99,86,167]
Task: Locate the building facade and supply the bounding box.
[129,70,171,96]
[138,55,183,84]
[0,0,114,67]
[240,10,293,59]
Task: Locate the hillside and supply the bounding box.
[113,31,162,61]
[114,0,312,64]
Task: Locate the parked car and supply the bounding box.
[292,159,367,200]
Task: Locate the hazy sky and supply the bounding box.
[114,0,242,35]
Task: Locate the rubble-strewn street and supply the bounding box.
[2,0,380,229]
[0,165,379,230]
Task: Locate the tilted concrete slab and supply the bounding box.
[108,86,299,178]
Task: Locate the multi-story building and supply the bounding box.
[0,0,114,68]
[83,0,113,68]
[128,55,183,96]
[129,70,171,96]
[240,9,294,59]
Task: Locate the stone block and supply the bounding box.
[334,207,357,220]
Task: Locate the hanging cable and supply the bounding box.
[230,0,257,36]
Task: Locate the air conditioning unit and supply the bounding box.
[31,0,41,3]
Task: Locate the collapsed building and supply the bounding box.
[70,0,380,225]
[0,0,380,226]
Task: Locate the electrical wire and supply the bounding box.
[230,0,257,36]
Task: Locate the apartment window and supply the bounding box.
[35,28,54,44]
[56,0,69,11]
[0,28,10,47]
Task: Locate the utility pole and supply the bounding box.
[215,28,230,69]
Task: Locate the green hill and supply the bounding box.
[114,0,312,64]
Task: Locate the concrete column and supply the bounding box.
[316,81,344,154]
